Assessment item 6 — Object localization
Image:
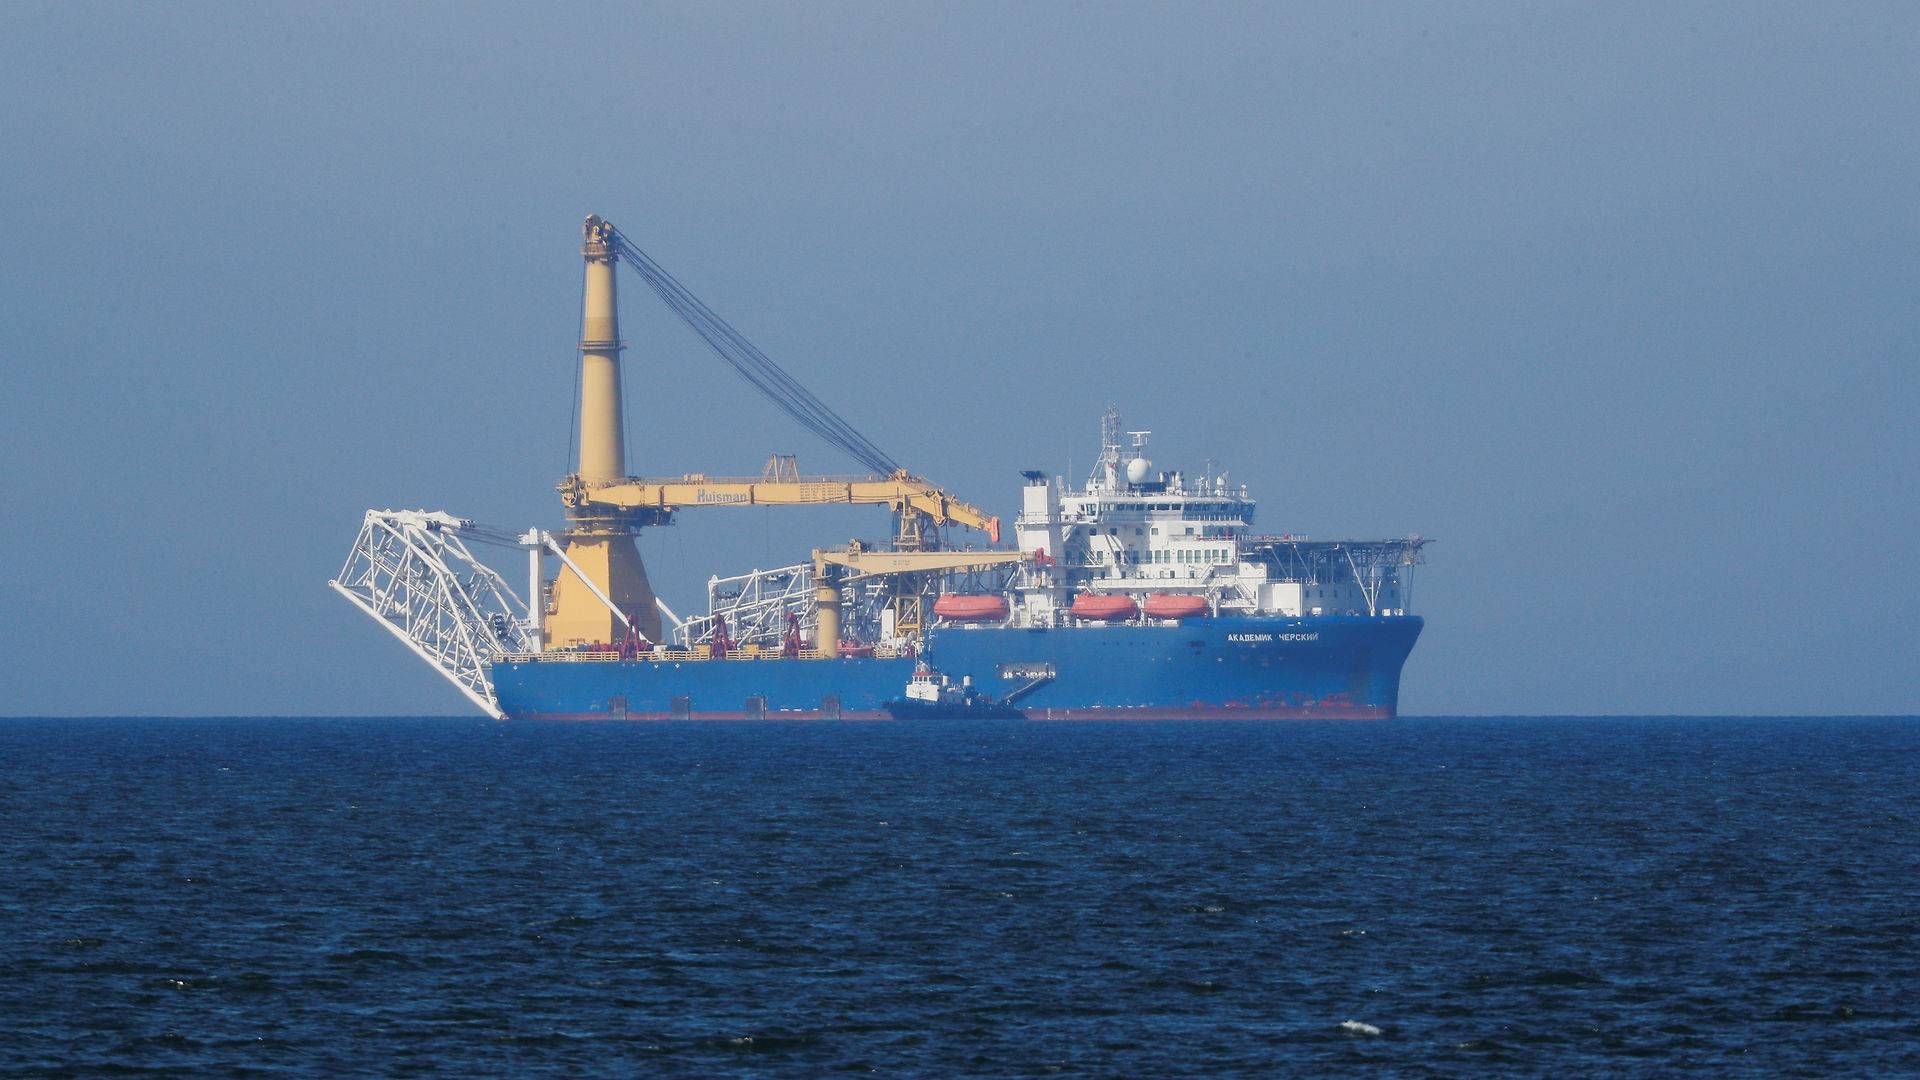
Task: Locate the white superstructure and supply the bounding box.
[992,409,1426,627]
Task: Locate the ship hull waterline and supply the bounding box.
[489,615,1421,721]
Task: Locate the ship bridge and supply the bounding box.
[992,410,1429,626]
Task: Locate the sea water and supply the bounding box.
[1,716,1914,1076]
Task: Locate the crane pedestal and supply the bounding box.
[544,528,662,648]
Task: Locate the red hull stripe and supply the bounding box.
[505,707,1391,722]
[1023,707,1390,721]
[505,711,894,722]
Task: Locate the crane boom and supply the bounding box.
[813,547,1026,580]
[560,469,1002,544]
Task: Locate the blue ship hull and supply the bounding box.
[489,615,1422,720]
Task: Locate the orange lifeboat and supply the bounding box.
[1071,594,1139,621]
[1143,594,1209,619]
[933,594,1010,622]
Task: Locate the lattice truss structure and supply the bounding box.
[675,563,818,649]
[677,562,1012,650]
[671,565,885,649]
[330,510,539,718]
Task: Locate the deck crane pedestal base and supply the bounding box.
[543,526,661,649]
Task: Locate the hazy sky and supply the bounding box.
[2,3,1914,716]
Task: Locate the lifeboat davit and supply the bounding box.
[1071,594,1139,621]
[933,594,1010,622]
[1143,594,1209,619]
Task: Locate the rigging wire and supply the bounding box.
[566,348,581,476]
[608,228,901,477]
[566,262,584,475]
[617,238,891,473]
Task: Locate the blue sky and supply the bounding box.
[1,3,1914,715]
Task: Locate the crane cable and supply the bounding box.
[608,228,901,477]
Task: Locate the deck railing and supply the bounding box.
[495,645,906,663]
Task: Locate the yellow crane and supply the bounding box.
[559,460,1006,649]
[559,459,1002,547]
[543,215,1007,650]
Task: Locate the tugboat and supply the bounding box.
[884,665,1033,719]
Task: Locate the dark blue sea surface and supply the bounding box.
[1,717,1915,1077]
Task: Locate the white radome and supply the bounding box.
[1126,458,1151,484]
